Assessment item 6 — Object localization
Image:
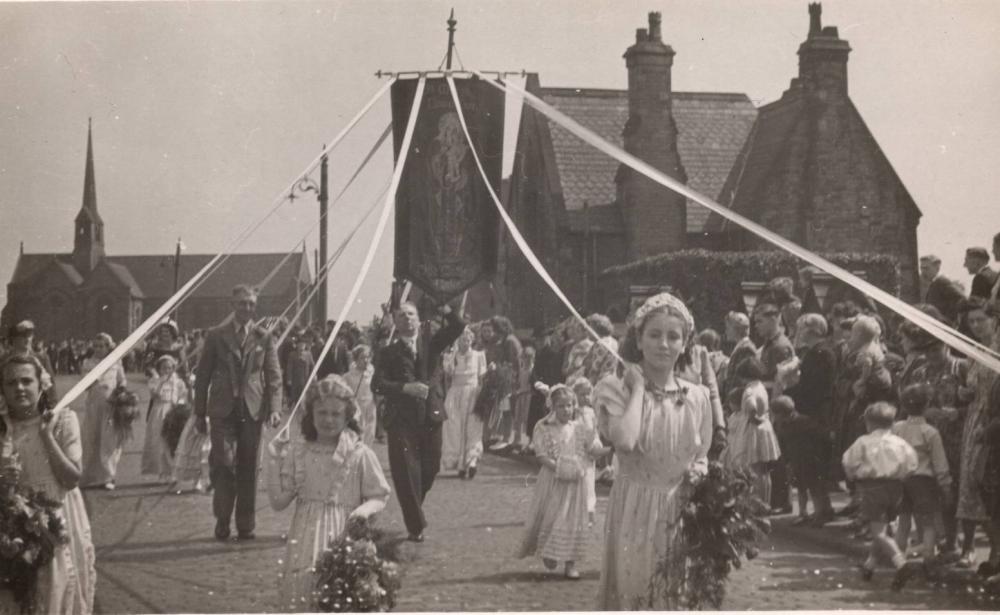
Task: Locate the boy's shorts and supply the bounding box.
[857,478,903,523]
[901,475,941,516]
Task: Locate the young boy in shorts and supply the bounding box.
[842,401,919,590]
[891,383,952,571]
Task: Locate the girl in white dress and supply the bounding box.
[723,356,781,505]
[142,355,187,483]
[569,376,611,526]
[441,328,487,477]
[267,375,391,612]
[343,345,376,446]
[594,293,713,609]
[78,333,127,490]
[0,354,96,614]
[517,385,603,580]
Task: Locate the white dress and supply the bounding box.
[78,358,126,487]
[343,364,376,447]
[0,410,96,614]
[267,430,391,612]
[142,373,187,479]
[441,349,487,472]
[594,372,713,610]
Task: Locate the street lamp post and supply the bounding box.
[740,281,767,315]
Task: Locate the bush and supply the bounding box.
[600,250,900,331]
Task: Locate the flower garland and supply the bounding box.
[313,516,401,612]
[108,386,141,448]
[639,461,771,610]
[0,454,70,614]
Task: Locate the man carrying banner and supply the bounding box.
[372,299,464,542]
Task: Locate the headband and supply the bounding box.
[315,374,355,401]
[629,292,695,338]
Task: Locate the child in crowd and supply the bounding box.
[511,345,536,452]
[849,315,893,406]
[517,385,603,580]
[891,383,952,569]
[770,395,834,526]
[842,401,919,590]
[267,375,391,610]
[569,376,612,527]
[343,345,376,446]
[285,337,316,411]
[143,354,188,484]
[723,357,781,507]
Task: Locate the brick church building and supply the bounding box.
[2,122,313,342]
[497,4,921,330]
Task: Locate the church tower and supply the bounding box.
[73,119,105,273]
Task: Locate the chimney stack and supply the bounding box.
[797,3,851,97]
[620,12,687,259]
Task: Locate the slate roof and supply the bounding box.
[539,87,758,233]
[9,252,307,299]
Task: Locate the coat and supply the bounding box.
[370,311,464,432]
[194,320,283,421]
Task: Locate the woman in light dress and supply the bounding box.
[0,354,96,614]
[142,354,187,483]
[78,333,127,490]
[267,375,391,612]
[594,292,713,609]
[441,328,487,477]
[342,345,376,446]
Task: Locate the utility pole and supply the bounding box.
[318,150,329,322]
[172,237,182,326]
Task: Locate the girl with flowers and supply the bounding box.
[0,354,96,613]
[594,292,713,609]
[267,375,391,612]
[516,384,603,580]
[142,355,187,484]
[78,333,127,490]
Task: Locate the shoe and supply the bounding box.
[891,561,917,592]
[977,562,997,578]
[214,521,231,541]
[103,482,116,491]
[237,531,256,541]
[936,548,961,565]
[407,533,424,543]
[857,564,874,582]
[956,552,977,569]
[468,466,477,479]
[811,513,834,528]
[488,441,511,452]
[791,516,811,527]
[542,557,557,571]
[565,564,581,580]
[837,503,859,517]
[457,469,467,479]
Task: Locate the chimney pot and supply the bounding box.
[636,28,647,43]
[648,12,662,41]
[808,3,822,37]
[822,26,839,38]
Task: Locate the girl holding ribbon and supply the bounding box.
[594,292,713,609]
[267,374,391,612]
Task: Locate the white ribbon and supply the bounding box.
[271,76,427,446]
[445,76,625,367]
[474,72,1000,375]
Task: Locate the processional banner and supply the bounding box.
[390,77,504,303]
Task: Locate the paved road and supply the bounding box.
[57,375,992,612]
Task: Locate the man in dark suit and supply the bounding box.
[195,284,283,541]
[371,300,464,542]
[920,254,965,326]
[965,247,998,299]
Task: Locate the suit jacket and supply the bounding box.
[194,319,283,421]
[924,275,965,324]
[971,266,998,300]
[371,311,464,431]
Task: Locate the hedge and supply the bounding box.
[599,250,901,332]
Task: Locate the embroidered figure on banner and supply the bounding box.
[427,112,477,263]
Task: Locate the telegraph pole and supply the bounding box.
[318,151,329,321]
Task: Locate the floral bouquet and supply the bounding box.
[108,385,141,447]
[161,403,191,456]
[313,516,401,612]
[472,363,514,422]
[0,454,70,614]
[642,461,771,611]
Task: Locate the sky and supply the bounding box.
[2,0,999,325]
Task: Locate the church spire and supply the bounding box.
[82,117,98,216]
[74,118,105,272]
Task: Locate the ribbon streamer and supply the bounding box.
[475,72,1000,375]
[446,76,624,366]
[272,76,428,446]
